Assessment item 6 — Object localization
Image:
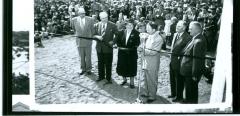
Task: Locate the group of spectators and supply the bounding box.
[35,0,222,52]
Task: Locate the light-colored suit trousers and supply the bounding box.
[77,46,92,72]
[143,54,160,100]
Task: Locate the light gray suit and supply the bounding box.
[142,31,163,100]
[72,16,95,72]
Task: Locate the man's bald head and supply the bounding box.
[188,21,202,37]
[176,20,187,33]
[99,12,108,23]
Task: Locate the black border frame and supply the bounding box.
[3,0,12,114]
[233,0,240,113]
[3,0,240,114]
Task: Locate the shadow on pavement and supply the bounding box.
[86,73,171,104]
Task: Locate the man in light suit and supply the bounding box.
[94,12,118,84]
[141,21,164,103]
[72,8,95,75]
[180,21,207,104]
[169,20,191,102]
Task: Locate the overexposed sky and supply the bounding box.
[13,0,33,31]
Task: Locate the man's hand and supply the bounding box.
[113,44,117,49]
[192,77,197,81]
[93,35,103,41]
[192,76,200,82]
[108,41,114,46]
[137,46,143,52]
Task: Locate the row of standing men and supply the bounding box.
[72,8,206,104]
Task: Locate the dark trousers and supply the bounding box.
[97,52,113,81]
[169,66,176,97]
[170,66,184,99]
[184,76,199,104]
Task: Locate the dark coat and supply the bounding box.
[94,21,118,53]
[170,32,191,72]
[115,29,140,77]
[180,34,207,79]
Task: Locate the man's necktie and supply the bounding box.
[101,23,106,36]
[173,33,180,46]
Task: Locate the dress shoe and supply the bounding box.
[86,71,92,75]
[120,81,127,86]
[167,95,176,98]
[104,81,112,85]
[172,98,183,102]
[130,84,135,89]
[78,71,86,75]
[140,94,149,98]
[180,99,187,104]
[145,99,155,104]
[96,78,104,82]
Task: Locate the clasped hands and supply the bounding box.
[93,35,115,47]
[93,35,103,41]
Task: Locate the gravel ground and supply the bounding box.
[35,35,212,104]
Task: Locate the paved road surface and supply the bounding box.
[35,35,211,104]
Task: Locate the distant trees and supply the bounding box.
[12,31,29,95]
[12,31,29,47]
[12,73,29,94]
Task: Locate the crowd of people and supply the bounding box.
[34,0,223,104]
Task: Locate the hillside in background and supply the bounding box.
[13,31,29,46]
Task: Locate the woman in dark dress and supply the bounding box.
[115,19,140,89]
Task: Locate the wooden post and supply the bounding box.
[210,0,232,105]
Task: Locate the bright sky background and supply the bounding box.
[13,0,33,31]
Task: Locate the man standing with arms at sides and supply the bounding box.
[169,20,191,103]
[72,7,95,75]
[94,12,118,84]
[180,21,207,104]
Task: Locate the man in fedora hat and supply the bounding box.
[72,7,95,75]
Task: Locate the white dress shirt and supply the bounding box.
[79,17,85,28]
[125,30,132,45]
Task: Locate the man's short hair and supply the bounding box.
[171,17,178,23]
[78,7,86,14]
[99,12,108,19]
[190,21,202,30]
[147,21,158,30]
[178,20,188,28]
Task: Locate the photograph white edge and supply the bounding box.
[11,0,233,113]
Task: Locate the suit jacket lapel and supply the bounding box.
[184,34,200,54]
[122,30,127,45]
[105,22,109,32]
[173,32,185,49]
[171,33,177,51]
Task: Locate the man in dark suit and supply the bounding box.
[169,20,191,102]
[72,7,95,75]
[180,21,207,104]
[94,12,118,84]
